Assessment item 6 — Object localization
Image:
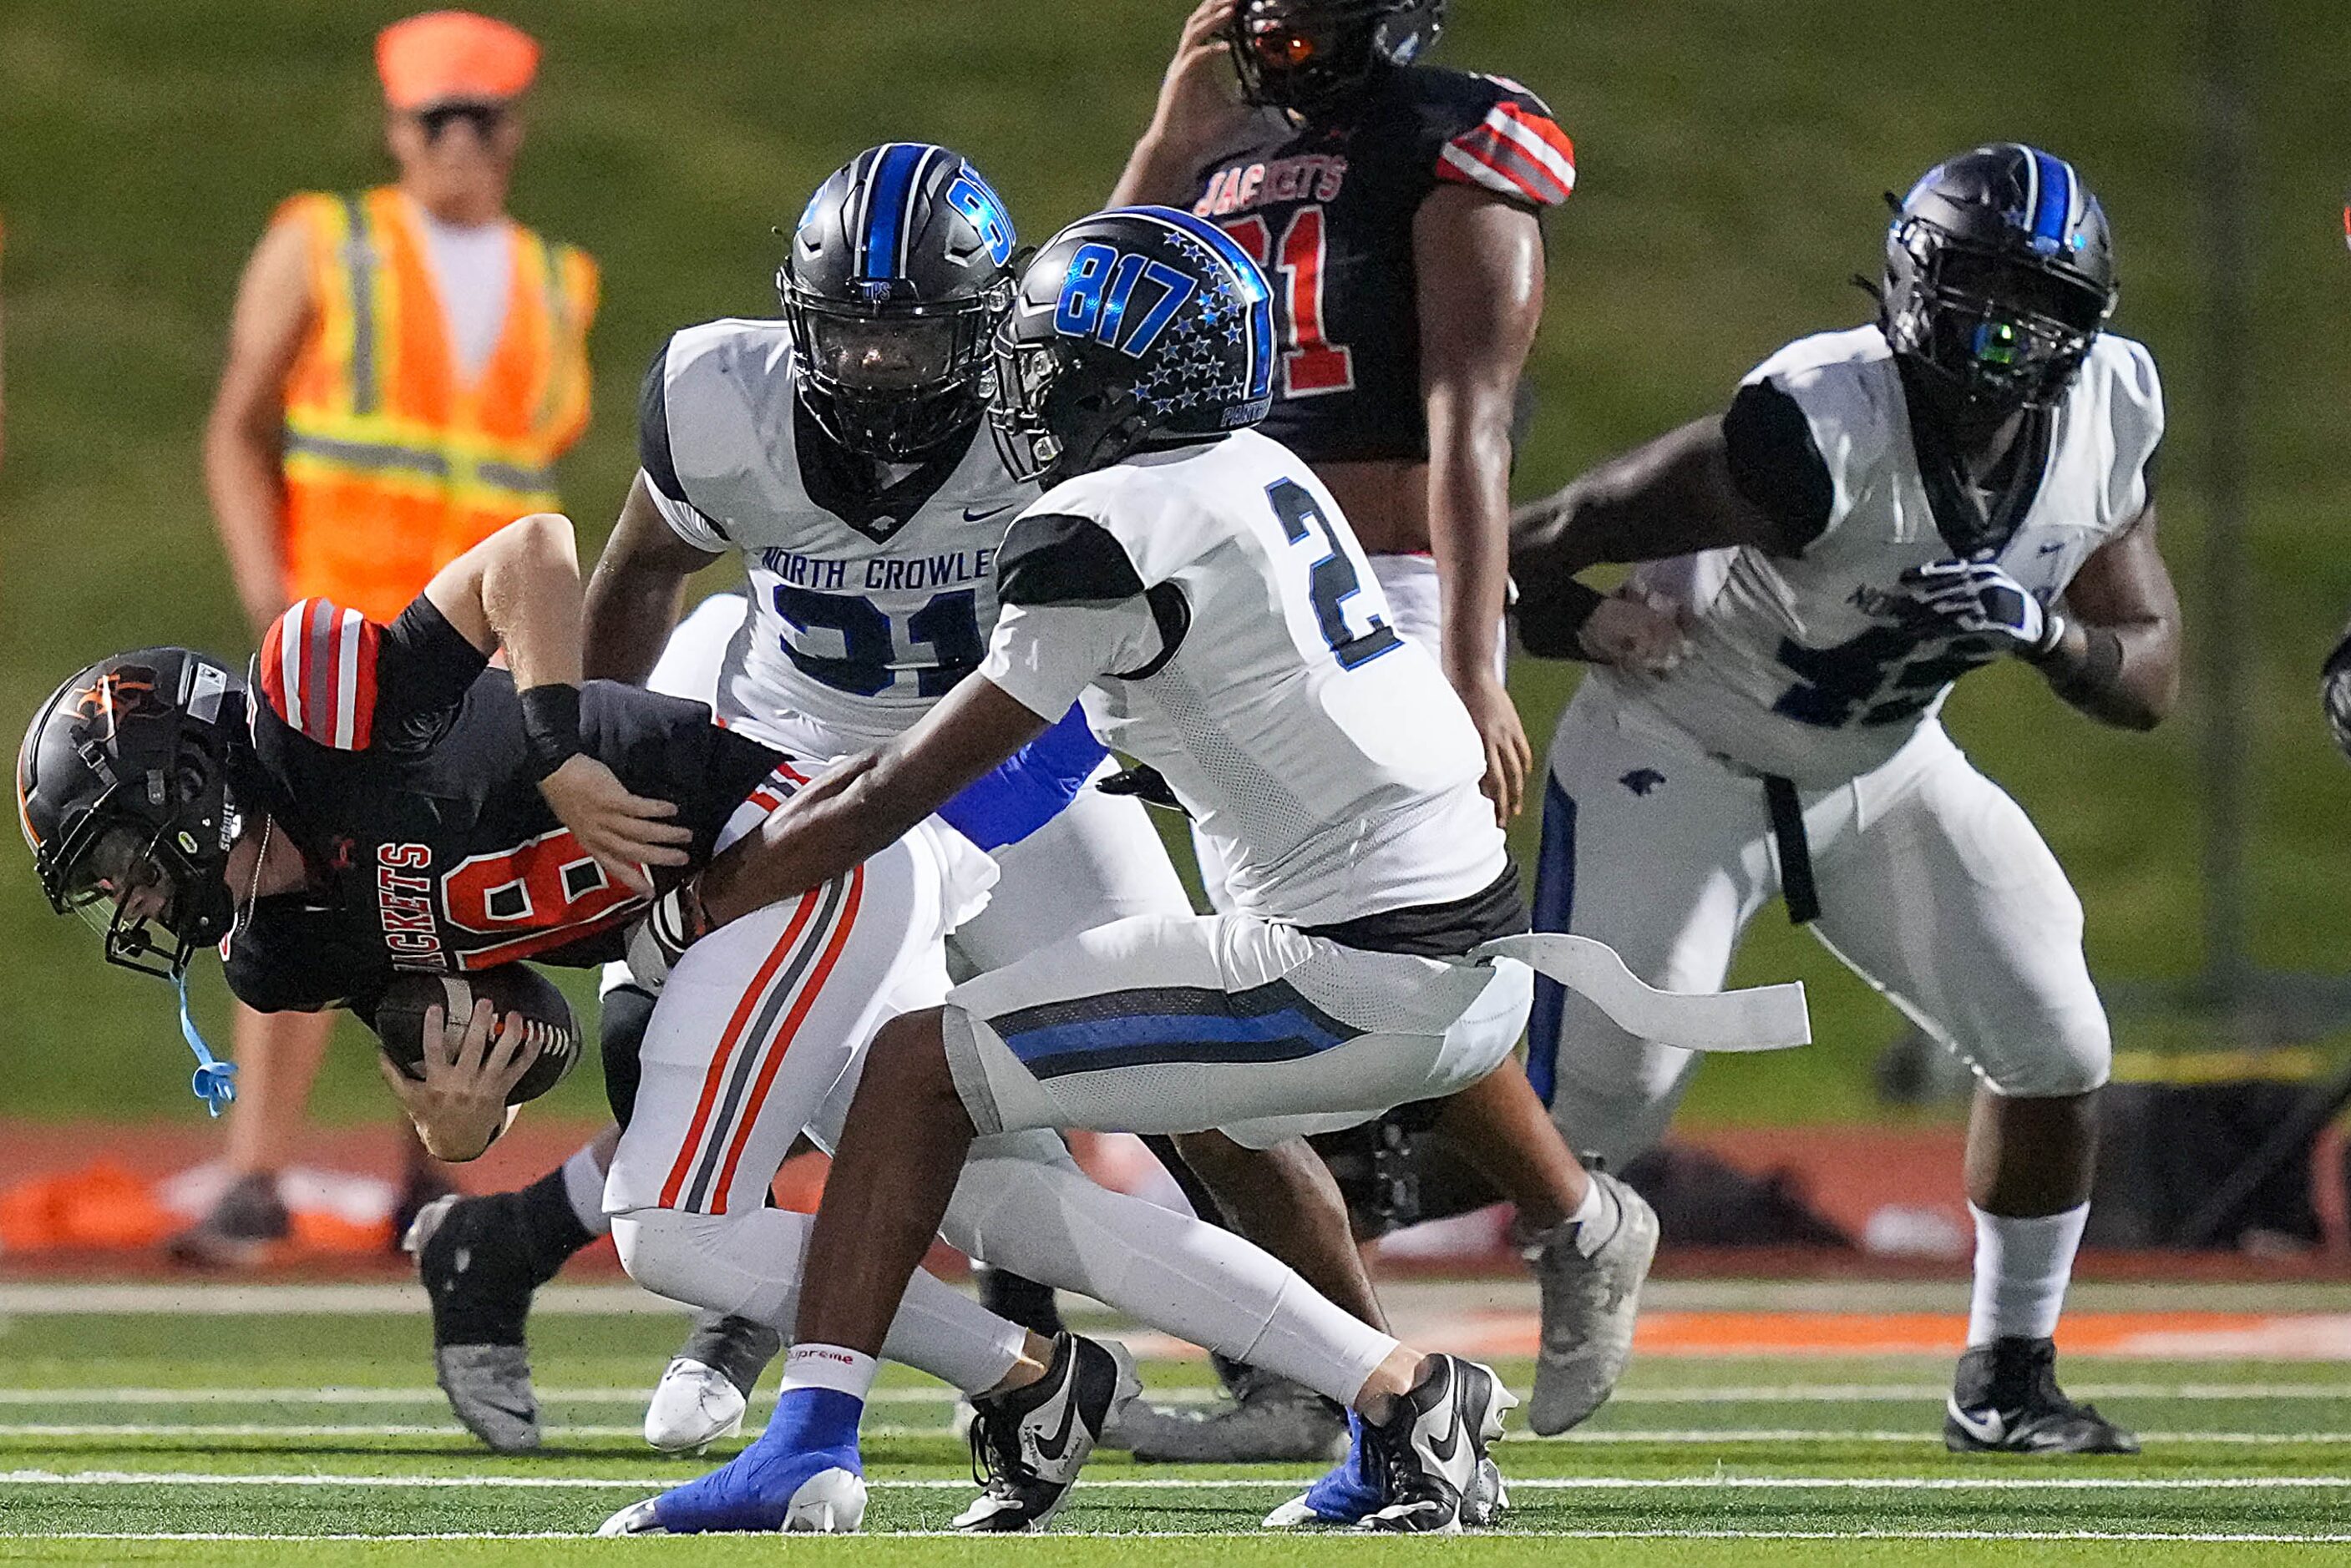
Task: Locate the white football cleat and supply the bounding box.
[645,1357,748,1454]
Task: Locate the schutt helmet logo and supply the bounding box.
[1620,768,1667,797]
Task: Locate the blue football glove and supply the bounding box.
[936,703,1107,852]
[1898,557,2064,657]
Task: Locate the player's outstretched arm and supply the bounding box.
[582,472,723,685]
[1510,414,1794,657]
[2027,503,2180,731]
[424,515,693,891]
[1417,185,1544,822]
[1110,0,1255,206]
[700,676,1049,925]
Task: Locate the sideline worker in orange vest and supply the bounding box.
[187,10,597,1264]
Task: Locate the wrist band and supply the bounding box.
[518,683,582,781]
[2023,609,2070,665]
[2046,626,2125,705]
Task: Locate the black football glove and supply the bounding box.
[1898,557,2065,658]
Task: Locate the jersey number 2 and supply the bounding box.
[1224,208,1355,398]
[771,584,984,699]
[1268,478,1399,670]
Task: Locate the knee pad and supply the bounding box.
[1975,1020,2111,1100]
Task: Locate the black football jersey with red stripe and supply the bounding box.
[1188,66,1574,463]
[224,596,782,1016]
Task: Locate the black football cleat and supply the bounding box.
[1359,1355,1516,1534]
[1108,1354,1347,1463]
[404,1192,542,1454]
[165,1171,291,1269]
[952,1333,1138,1533]
[1944,1336,2140,1454]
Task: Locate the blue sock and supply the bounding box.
[653,1387,864,1533]
[1298,1411,1385,1522]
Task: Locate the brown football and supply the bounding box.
[369,965,581,1106]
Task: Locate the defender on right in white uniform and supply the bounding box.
[1511,144,2181,1454]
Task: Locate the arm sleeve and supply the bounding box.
[255,595,484,752]
[1721,378,1835,556]
[636,340,730,549]
[1431,78,1576,210]
[935,703,1109,852]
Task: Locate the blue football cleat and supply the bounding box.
[595,1386,868,1535]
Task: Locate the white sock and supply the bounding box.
[610,1206,1024,1394]
[943,1140,1398,1406]
[560,1142,612,1238]
[1966,1201,2087,1346]
[778,1343,878,1401]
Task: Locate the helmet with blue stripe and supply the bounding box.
[1881,144,2118,413]
[988,205,1275,485]
[779,143,1019,460]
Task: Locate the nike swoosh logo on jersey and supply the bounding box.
[2037,541,2065,554]
[963,503,1016,523]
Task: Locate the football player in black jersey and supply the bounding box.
[1099,0,1669,1467]
[15,516,1128,1486]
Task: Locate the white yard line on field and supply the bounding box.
[13,1542,2351,1551]
[4,1380,2348,1407]
[4,1421,2348,1444]
[0,1385,989,1405]
[13,1469,2351,1493]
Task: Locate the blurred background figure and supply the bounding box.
[180,8,599,1266]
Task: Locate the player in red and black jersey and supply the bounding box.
[1097,1,1668,1479]
[1114,0,1578,822]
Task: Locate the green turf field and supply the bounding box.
[4,1291,2351,1561]
[4,1,2350,1126]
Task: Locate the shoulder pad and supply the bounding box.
[1426,71,1575,208]
[996,512,1147,607]
[258,599,382,751]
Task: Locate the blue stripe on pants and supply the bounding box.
[1526,774,1578,1105]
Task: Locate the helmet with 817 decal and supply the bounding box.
[987,205,1276,488]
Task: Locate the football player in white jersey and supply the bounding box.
[1510,145,2180,1453]
[600,205,1806,1536]
[580,144,1203,1458]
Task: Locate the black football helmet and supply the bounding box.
[988,206,1275,486]
[779,142,1020,461]
[1225,0,1446,111]
[17,649,253,979]
[1881,144,2118,414]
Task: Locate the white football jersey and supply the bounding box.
[978,428,1505,928]
[1610,325,2164,787]
[645,318,1037,757]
